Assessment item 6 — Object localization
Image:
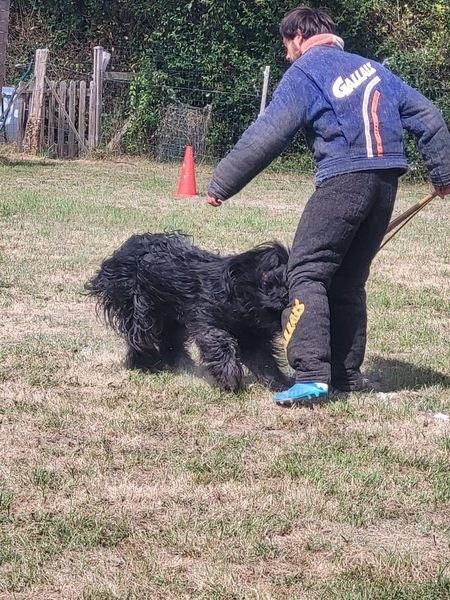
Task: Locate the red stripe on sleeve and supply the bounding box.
[371,90,384,157]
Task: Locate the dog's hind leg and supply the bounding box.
[240,339,294,391]
[125,346,165,373]
[159,321,194,371]
[124,310,167,373]
[193,328,244,392]
[126,321,192,374]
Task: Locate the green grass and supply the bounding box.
[0,154,449,598]
[272,435,450,526]
[320,571,450,600]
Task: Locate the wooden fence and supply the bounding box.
[17,77,91,158]
[15,46,109,158]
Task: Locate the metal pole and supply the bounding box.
[259,65,270,115]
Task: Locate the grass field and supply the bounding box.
[0,154,449,599]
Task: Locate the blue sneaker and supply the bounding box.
[274,382,329,406]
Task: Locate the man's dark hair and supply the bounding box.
[279,6,336,40]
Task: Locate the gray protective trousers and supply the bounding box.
[282,170,399,390]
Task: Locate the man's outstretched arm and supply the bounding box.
[207,73,307,204]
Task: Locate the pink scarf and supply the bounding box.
[301,34,345,55]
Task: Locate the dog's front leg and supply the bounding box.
[240,340,294,391]
[194,328,244,392]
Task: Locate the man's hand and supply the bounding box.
[434,184,450,198]
[206,194,223,207]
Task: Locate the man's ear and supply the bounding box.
[294,30,304,50]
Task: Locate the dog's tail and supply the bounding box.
[85,235,160,354]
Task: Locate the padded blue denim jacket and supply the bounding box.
[208,45,450,200]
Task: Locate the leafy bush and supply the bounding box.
[9,0,450,176]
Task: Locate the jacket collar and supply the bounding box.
[301,34,345,55]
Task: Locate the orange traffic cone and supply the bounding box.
[176,145,198,196]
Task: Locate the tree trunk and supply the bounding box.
[0,0,10,94]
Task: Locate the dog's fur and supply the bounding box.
[86,232,292,392]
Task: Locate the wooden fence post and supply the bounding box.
[88,79,95,149]
[89,45,104,148]
[67,79,76,157]
[78,79,86,148]
[47,80,56,154]
[57,80,66,157]
[23,48,48,153]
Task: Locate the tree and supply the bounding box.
[0,0,10,93]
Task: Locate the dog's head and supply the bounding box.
[225,242,289,313]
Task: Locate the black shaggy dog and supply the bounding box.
[86,232,292,392]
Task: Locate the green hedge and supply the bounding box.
[10,1,450,176]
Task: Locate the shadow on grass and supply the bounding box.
[366,356,450,392]
[0,155,55,168]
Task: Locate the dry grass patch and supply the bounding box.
[0,155,449,598]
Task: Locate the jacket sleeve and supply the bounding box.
[207,70,308,201]
[397,79,450,187]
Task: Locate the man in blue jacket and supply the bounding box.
[206,6,450,405]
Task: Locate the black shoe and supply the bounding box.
[331,377,379,394]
